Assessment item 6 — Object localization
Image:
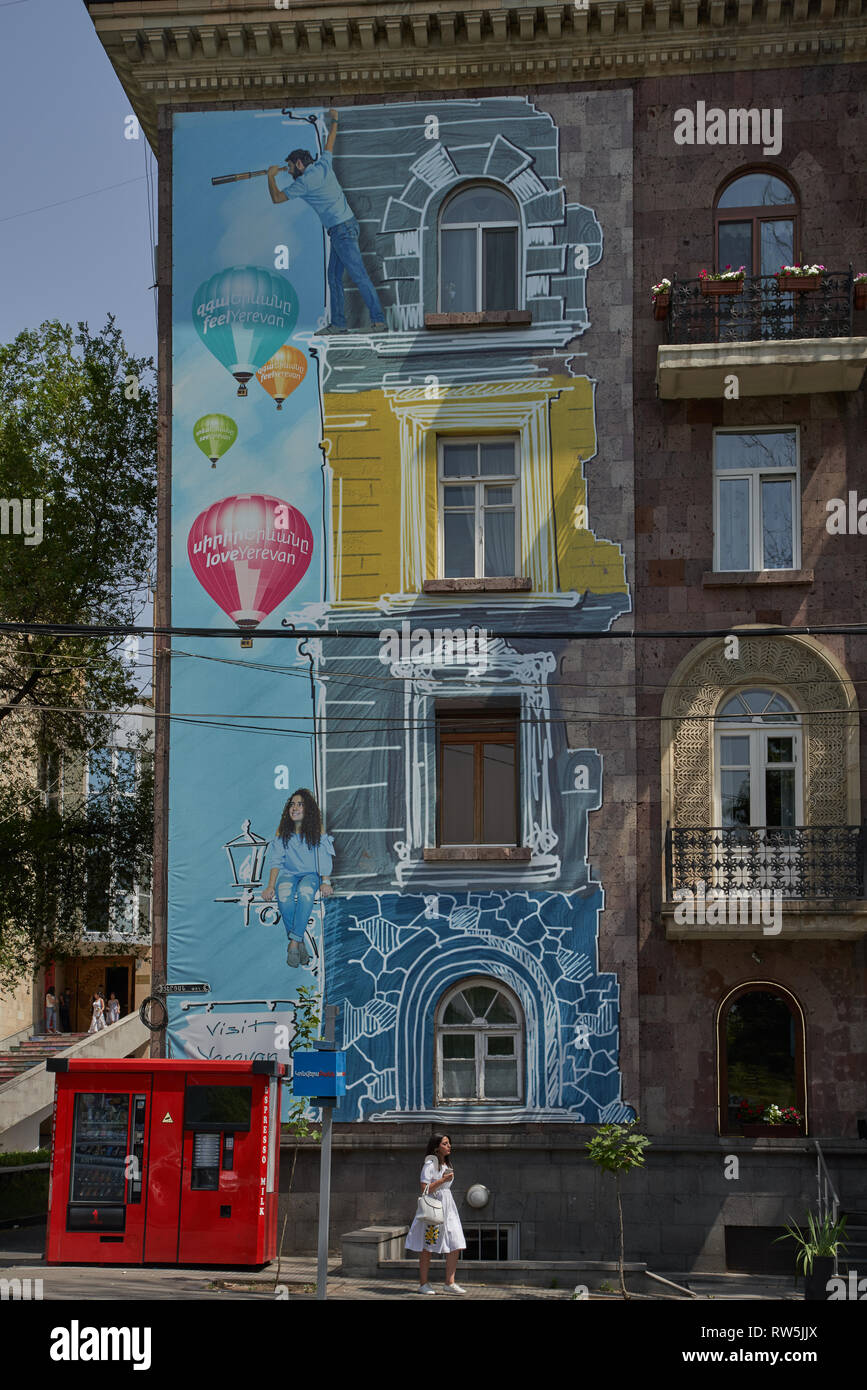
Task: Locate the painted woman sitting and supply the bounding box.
[262,788,334,968]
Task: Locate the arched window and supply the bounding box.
[715,689,802,830]
[717,983,807,1134]
[435,978,523,1103]
[714,170,800,277]
[438,185,520,314]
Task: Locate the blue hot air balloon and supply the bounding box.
[192,266,300,397]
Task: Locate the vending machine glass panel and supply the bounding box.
[70,1093,130,1207]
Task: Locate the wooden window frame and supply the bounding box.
[437,714,520,847]
[713,169,800,277]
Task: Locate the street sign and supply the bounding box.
[292,1052,346,1098]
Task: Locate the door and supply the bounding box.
[715,706,802,892]
[51,1078,150,1265]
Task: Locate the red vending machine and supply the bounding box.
[45,1058,284,1266]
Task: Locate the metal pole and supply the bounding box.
[315,1004,338,1301]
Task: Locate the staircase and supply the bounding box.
[0,1033,89,1085]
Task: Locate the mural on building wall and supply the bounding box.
[168,98,633,1122]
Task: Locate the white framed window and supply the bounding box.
[438,437,520,579]
[86,747,151,937]
[714,689,803,828]
[37,751,63,812]
[436,978,524,1104]
[438,184,520,313]
[713,429,799,572]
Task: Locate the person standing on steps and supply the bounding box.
[406,1133,467,1295]
[267,109,387,335]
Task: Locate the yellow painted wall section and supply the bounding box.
[324,375,628,608]
[324,399,401,605]
[550,377,628,597]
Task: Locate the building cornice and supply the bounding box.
[85,1,867,144]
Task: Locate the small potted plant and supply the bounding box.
[774,1211,848,1301]
[777,262,825,292]
[651,277,671,320]
[699,265,746,296]
[738,1101,804,1136]
[854,272,867,311]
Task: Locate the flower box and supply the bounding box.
[653,294,670,320]
[855,282,867,311]
[778,274,821,292]
[741,1123,803,1137]
[701,279,744,296]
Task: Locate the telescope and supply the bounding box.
[211,166,287,186]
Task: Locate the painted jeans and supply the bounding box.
[327,216,386,328]
[275,871,320,942]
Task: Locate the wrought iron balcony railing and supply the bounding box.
[665,825,865,901]
[667,271,854,345]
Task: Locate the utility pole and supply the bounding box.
[316,1003,339,1300]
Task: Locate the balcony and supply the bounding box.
[663,825,867,941]
[656,272,867,400]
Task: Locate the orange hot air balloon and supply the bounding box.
[255,344,307,411]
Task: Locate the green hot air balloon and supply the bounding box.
[193,414,238,469]
[192,266,299,397]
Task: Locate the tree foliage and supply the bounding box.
[0,318,157,982]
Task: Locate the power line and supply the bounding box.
[0,176,147,226]
[3,619,867,641]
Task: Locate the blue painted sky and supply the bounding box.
[0,0,157,363]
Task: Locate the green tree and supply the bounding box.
[586,1119,650,1299]
[0,318,156,982]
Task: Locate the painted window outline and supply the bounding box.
[713,688,803,830]
[436,708,520,848]
[714,169,800,278]
[716,981,807,1136]
[713,427,800,573]
[437,183,522,314]
[435,977,524,1105]
[437,436,521,580]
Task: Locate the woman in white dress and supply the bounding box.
[406,1133,466,1294]
[86,993,106,1034]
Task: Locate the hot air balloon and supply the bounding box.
[187,494,314,642]
[192,267,299,397]
[255,344,307,411]
[193,414,238,468]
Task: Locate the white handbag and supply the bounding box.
[415,1182,444,1224]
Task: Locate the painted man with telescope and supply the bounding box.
[267,109,387,335]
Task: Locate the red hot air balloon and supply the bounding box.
[187,494,314,640]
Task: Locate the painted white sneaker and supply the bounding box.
[417,1283,436,1295]
[444,1282,466,1294]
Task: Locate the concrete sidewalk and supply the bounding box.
[0,1224,801,1300]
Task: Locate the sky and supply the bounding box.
[0,0,157,364]
[1,0,157,692]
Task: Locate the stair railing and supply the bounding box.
[815,1140,841,1276]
